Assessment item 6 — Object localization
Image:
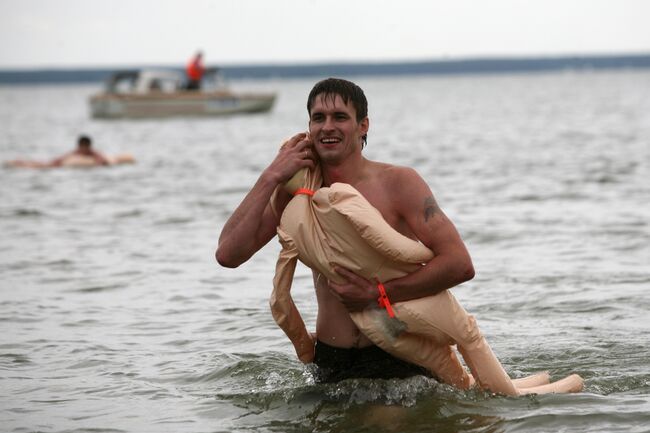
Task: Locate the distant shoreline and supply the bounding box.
[1,54,649,84]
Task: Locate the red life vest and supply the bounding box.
[186,57,204,81]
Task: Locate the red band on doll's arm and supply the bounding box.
[293,188,314,196]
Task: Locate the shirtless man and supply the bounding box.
[216,78,475,383]
[49,135,109,166]
[6,135,110,168]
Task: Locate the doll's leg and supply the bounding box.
[466,371,550,389]
[511,372,551,388]
[395,292,519,395]
[516,374,584,394]
[397,294,582,395]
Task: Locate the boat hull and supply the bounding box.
[89,91,276,119]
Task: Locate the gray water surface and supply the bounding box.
[1,71,649,432]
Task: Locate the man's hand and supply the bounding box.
[328,267,377,312]
[266,132,315,184]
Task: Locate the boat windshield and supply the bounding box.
[103,68,227,94]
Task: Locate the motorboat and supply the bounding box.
[89,68,276,119]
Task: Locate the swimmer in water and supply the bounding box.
[5,135,133,168]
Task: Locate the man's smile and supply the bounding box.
[318,136,342,147]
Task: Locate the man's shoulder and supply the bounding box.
[368,161,421,186]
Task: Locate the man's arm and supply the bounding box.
[384,167,475,302]
[90,150,110,165]
[48,151,75,167]
[216,133,315,268]
[330,166,474,310]
[384,170,474,302]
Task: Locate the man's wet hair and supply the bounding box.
[78,135,92,147]
[307,78,368,147]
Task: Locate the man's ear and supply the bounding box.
[360,117,369,135]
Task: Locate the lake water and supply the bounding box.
[1,70,649,433]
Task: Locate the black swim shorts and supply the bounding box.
[313,340,432,383]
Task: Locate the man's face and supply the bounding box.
[308,93,368,164]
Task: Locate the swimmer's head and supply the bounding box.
[78,135,92,149]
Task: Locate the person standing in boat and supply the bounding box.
[185,51,205,91]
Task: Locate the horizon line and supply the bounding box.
[2,51,650,72]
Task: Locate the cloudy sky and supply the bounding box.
[1,0,648,69]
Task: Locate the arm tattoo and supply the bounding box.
[423,196,440,222]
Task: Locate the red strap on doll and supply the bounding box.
[377,282,395,318]
[293,188,315,196]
